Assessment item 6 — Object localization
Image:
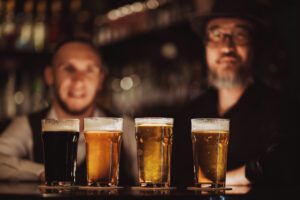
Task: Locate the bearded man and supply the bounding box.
[172,0,289,187]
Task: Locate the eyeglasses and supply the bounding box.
[206,27,253,46]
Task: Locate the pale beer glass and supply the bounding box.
[84,117,123,186]
[42,119,80,186]
[191,118,230,188]
[135,117,173,187]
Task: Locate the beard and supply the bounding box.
[208,53,253,89]
[54,89,95,116]
[208,65,253,89]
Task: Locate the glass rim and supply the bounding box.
[134,117,174,125]
[191,118,229,122]
[84,117,123,120]
[42,118,80,132]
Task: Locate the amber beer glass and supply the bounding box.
[135,118,173,187]
[84,117,123,186]
[42,119,80,186]
[191,118,230,188]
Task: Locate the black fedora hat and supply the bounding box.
[189,0,270,37]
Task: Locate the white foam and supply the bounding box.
[42,119,80,132]
[84,117,123,131]
[191,118,229,132]
[135,117,173,126]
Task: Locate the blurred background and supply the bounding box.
[0,0,298,122]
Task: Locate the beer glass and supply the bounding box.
[42,119,80,186]
[135,117,173,187]
[84,117,123,186]
[191,118,230,188]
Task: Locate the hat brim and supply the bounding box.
[188,11,269,37]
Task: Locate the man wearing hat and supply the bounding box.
[172,0,292,187]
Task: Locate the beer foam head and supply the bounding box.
[84,117,123,131]
[42,119,79,132]
[191,118,229,132]
[135,117,173,126]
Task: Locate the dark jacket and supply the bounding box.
[172,81,296,187]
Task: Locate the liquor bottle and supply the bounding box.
[48,0,62,50]
[0,0,5,48]
[4,71,16,118]
[67,0,81,37]
[1,0,17,50]
[71,0,92,38]
[33,0,47,52]
[15,0,34,51]
[31,75,46,112]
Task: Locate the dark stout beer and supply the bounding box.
[42,119,79,186]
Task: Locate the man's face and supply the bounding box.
[46,42,104,115]
[205,17,254,89]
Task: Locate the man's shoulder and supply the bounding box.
[0,115,31,137]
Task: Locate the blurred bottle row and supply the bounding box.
[0,0,93,52]
[0,0,193,52]
[0,64,48,119]
[94,0,192,46]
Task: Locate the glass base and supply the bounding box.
[140,182,169,188]
[195,183,225,188]
[45,181,74,186]
[79,186,123,190]
[131,186,176,191]
[88,182,117,187]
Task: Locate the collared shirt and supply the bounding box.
[0,107,138,182]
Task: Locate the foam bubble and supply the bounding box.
[191,118,229,132]
[84,117,123,132]
[42,119,80,132]
[135,117,173,126]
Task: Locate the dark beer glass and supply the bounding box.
[135,117,173,187]
[191,118,230,188]
[42,119,80,186]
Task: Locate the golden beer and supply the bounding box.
[191,118,230,188]
[84,117,123,187]
[135,118,173,187]
[85,131,122,186]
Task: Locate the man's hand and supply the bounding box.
[226,165,251,185]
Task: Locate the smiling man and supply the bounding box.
[0,39,107,182]
[45,40,104,124]
[0,39,138,185]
